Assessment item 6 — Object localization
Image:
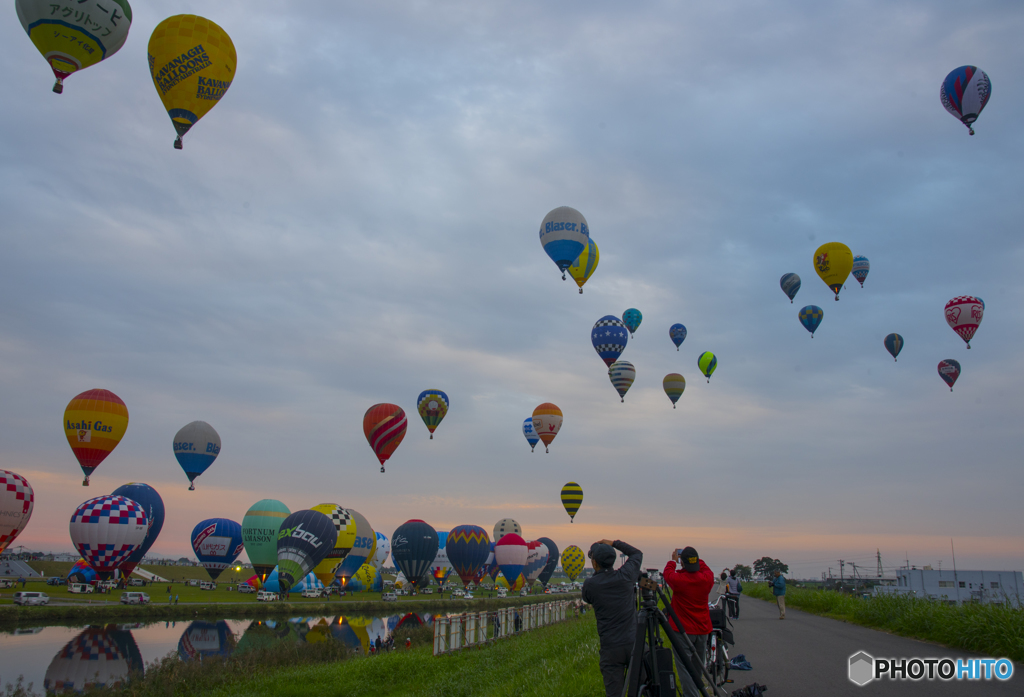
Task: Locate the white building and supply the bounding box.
[874,567,1023,607]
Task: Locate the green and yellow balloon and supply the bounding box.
[698,352,717,383]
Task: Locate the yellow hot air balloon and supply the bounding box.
[567,238,600,294]
[16,0,133,94]
[812,242,854,301]
[63,389,129,486]
[147,15,236,149]
[309,504,357,585]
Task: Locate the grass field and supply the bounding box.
[744,583,1024,661]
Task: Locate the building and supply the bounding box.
[874,567,1023,607]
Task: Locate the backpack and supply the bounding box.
[737,581,743,592]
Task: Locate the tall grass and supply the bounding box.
[744,583,1024,661]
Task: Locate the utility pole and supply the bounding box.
[839,560,845,586]
[951,539,961,605]
[876,549,883,578]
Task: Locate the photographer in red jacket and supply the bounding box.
[663,546,714,697]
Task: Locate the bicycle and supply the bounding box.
[705,595,732,688]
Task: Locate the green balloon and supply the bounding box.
[242,499,290,583]
[698,352,718,383]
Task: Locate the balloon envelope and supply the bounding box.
[798,305,823,337]
[363,403,408,472]
[69,495,148,579]
[493,518,521,540]
[309,503,356,585]
[944,296,983,348]
[537,537,560,586]
[369,532,391,570]
[539,206,590,276]
[531,403,562,453]
[568,237,600,292]
[561,545,586,581]
[608,361,636,402]
[416,390,449,439]
[852,256,870,288]
[447,524,491,587]
[391,519,439,589]
[16,0,133,93]
[178,621,233,662]
[663,374,686,408]
[110,482,164,577]
[66,558,97,585]
[261,567,321,594]
[669,323,687,350]
[431,531,453,584]
[523,540,550,586]
[938,359,961,391]
[191,518,243,581]
[561,482,583,522]
[64,389,129,485]
[592,316,629,366]
[522,417,539,452]
[148,15,236,149]
[884,333,904,361]
[622,309,643,337]
[276,510,338,594]
[242,499,290,583]
[941,66,991,135]
[173,421,221,489]
[698,352,718,382]
[779,273,801,303]
[813,242,854,300]
[494,533,528,586]
[334,509,376,582]
[45,626,142,694]
[0,470,34,555]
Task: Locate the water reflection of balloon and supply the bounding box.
[0,470,34,555]
[568,238,600,293]
[64,389,129,486]
[44,625,142,693]
[698,352,718,383]
[522,417,539,452]
[173,421,221,490]
[851,256,870,288]
[531,403,562,454]
[884,333,904,362]
[363,403,408,472]
[177,621,233,661]
[670,323,687,350]
[592,316,628,366]
[416,390,449,440]
[539,206,590,280]
[780,273,801,304]
[242,499,290,583]
[941,66,992,136]
[608,361,636,402]
[798,305,823,338]
[110,483,164,578]
[813,242,853,301]
[69,495,147,579]
[276,509,337,594]
[938,359,961,392]
[560,482,583,522]
[561,545,585,582]
[944,296,983,348]
[663,374,686,408]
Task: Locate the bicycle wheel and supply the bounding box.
[716,644,729,686]
[705,635,719,686]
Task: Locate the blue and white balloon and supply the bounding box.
[539,206,590,279]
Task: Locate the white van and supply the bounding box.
[120,592,150,605]
[13,591,49,606]
[302,588,323,598]
[497,588,507,598]
[199,581,217,590]
[237,583,254,593]
[257,590,278,602]
[67,583,94,594]
[381,592,398,602]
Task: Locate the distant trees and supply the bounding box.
[753,557,789,580]
[731,564,753,581]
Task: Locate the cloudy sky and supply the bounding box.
[2,0,1022,579]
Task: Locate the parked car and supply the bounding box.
[67,583,94,594]
[421,588,433,594]
[127,578,146,587]
[497,588,507,598]
[98,580,117,590]
[46,577,64,586]
[465,592,474,599]
[199,581,217,590]
[257,590,278,602]
[120,592,150,605]
[185,579,201,587]
[237,583,255,593]
[381,592,398,602]
[0,579,14,589]
[13,591,49,606]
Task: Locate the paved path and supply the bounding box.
[715,595,1018,696]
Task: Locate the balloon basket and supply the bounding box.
[561,272,566,280]
[673,404,676,409]
[968,128,975,136]
[620,398,624,403]
[174,136,183,150]
[578,288,583,294]
[82,477,89,486]
[380,466,386,473]
[53,79,63,94]
[545,447,549,453]
[189,483,195,491]
[429,434,433,440]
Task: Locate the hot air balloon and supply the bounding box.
[64,389,129,486]
[938,359,961,392]
[663,374,686,408]
[568,238,600,293]
[537,537,560,587]
[363,403,407,472]
[780,273,801,303]
[69,495,148,580]
[945,296,984,348]
[447,524,490,587]
[172,421,220,490]
[148,15,236,149]
[522,417,539,452]
[178,621,233,662]
[16,0,133,94]
[941,66,992,135]
[523,540,550,588]
[45,626,142,693]
[191,518,243,581]
[66,558,97,585]
[798,305,823,337]
[539,206,590,280]
[531,403,562,453]
[884,333,904,362]
[369,532,391,570]
[622,309,643,337]
[698,352,718,383]
[592,316,629,366]
[608,361,636,402]
[669,323,687,351]
[391,519,439,590]
[430,531,453,586]
[561,545,585,582]
[242,499,290,583]
[276,510,337,595]
[308,503,356,585]
[561,482,583,522]
[416,390,449,440]
[334,508,375,583]
[852,256,870,288]
[813,242,854,301]
[345,563,382,593]
[0,470,34,555]
[493,518,522,540]
[494,533,528,586]
[261,567,321,594]
[110,482,164,577]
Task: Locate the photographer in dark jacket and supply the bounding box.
[581,539,643,697]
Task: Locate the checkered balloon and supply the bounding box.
[69,495,148,579]
[0,469,34,554]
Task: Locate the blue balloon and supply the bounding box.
[262,567,322,593]
[190,518,243,581]
[884,333,904,362]
[592,315,629,366]
[780,273,801,303]
[447,524,491,587]
[522,417,539,452]
[537,537,560,586]
[669,323,687,350]
[539,206,590,279]
[178,621,233,662]
[392,519,439,589]
[798,305,823,337]
[111,482,165,577]
[173,421,221,490]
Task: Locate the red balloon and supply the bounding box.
[363,404,407,473]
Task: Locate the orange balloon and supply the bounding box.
[63,389,129,486]
[363,403,407,473]
[531,403,562,454]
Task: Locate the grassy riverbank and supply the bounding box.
[744,583,1024,661]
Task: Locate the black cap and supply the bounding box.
[680,546,700,573]
[589,542,616,568]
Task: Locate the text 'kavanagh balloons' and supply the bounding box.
[813,242,853,301]
[780,273,801,304]
[531,403,563,453]
[173,421,221,490]
[242,499,290,583]
[568,238,600,293]
[191,518,243,581]
[561,482,583,522]
[941,66,991,136]
[938,359,961,392]
[276,510,338,595]
[0,470,34,554]
[592,316,629,366]
[110,482,164,577]
[608,361,636,402]
[539,207,590,280]
[363,403,407,472]
[945,296,983,349]
[663,373,686,408]
[884,333,904,362]
[799,305,823,338]
[69,495,147,580]
[416,390,449,440]
[64,389,129,486]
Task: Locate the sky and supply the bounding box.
[2,0,1023,580]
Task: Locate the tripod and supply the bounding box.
[622,577,724,697]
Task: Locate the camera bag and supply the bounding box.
[710,606,728,630]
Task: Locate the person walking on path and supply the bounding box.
[663,546,715,697]
[725,570,742,619]
[581,539,643,697]
[772,569,786,619]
